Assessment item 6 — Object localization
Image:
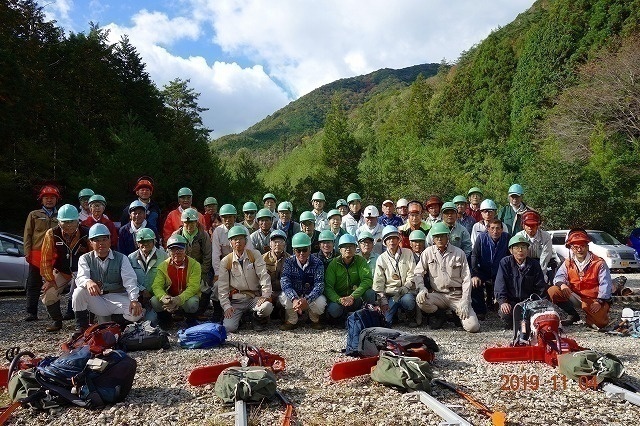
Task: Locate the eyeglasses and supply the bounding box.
[294,248,309,253]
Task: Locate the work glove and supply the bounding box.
[416,290,429,305]
[166,296,181,312]
[457,304,470,320]
[160,294,172,305]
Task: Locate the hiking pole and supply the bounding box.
[433,379,506,426]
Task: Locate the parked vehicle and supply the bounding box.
[628,228,640,257]
[549,229,640,271]
[0,232,28,289]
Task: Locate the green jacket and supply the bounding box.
[324,255,373,302]
[151,256,201,305]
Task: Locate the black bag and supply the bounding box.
[345,306,388,356]
[358,327,439,357]
[119,320,170,351]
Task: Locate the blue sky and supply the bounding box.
[44,0,536,137]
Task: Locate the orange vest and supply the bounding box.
[565,254,604,299]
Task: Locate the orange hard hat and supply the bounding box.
[521,210,541,226]
[38,185,60,200]
[565,229,590,248]
[424,196,443,209]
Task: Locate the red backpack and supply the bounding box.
[61,323,121,354]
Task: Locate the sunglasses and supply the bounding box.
[294,248,309,253]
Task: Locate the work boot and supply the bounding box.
[24,314,38,322]
[407,309,419,328]
[280,322,297,331]
[429,309,446,330]
[252,313,268,331]
[72,310,90,339]
[558,302,580,326]
[45,302,64,332]
[63,299,74,320]
[157,311,172,330]
[310,321,324,330]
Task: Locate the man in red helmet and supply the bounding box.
[424,195,443,227]
[548,229,613,329]
[119,176,162,232]
[23,185,60,321]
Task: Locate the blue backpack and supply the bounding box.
[345,306,388,356]
[178,322,227,349]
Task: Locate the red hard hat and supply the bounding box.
[38,185,60,200]
[521,210,541,226]
[134,178,154,192]
[424,196,443,209]
[565,229,590,248]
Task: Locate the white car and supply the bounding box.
[0,232,28,289]
[549,229,640,271]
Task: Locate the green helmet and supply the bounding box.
[88,194,106,206]
[166,234,187,249]
[480,199,498,210]
[327,209,341,219]
[227,225,248,240]
[219,204,237,216]
[335,199,348,208]
[181,208,199,222]
[128,200,146,212]
[291,232,311,248]
[242,201,258,213]
[381,225,399,242]
[177,187,193,197]
[299,211,315,223]
[136,228,156,242]
[78,188,94,200]
[509,235,530,248]
[409,230,427,242]
[452,195,467,204]
[318,230,335,242]
[88,223,110,239]
[467,187,483,197]
[256,208,273,220]
[270,229,287,241]
[346,193,361,203]
[263,193,277,202]
[204,196,218,206]
[357,231,374,242]
[277,202,291,212]
[508,184,524,196]
[311,191,326,202]
[441,202,457,213]
[338,234,358,247]
[430,222,450,236]
[57,204,79,221]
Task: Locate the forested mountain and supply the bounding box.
[218,0,640,238]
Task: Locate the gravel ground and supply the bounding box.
[1,273,639,426]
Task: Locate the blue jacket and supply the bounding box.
[471,232,510,282]
[494,256,546,305]
[379,214,404,228]
[118,222,158,256]
[281,255,324,303]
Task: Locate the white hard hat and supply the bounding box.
[621,308,635,320]
[396,198,409,208]
[363,205,379,218]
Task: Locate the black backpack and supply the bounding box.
[345,306,388,356]
[358,327,439,358]
[119,320,170,351]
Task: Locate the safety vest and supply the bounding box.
[566,255,604,299]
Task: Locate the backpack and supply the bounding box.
[214,366,277,404]
[119,320,170,351]
[178,322,227,349]
[370,351,433,392]
[8,368,66,410]
[61,322,121,354]
[345,306,388,356]
[358,327,439,358]
[558,350,625,385]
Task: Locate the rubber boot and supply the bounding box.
[45,302,63,332]
[252,312,269,332]
[157,311,171,330]
[72,310,90,339]
[429,309,446,330]
[62,298,75,320]
[558,302,580,326]
[407,309,419,328]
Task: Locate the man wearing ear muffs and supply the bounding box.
[548,229,612,329]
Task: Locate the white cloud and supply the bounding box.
[44,0,76,31]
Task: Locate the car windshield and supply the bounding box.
[588,231,621,245]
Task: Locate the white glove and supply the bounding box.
[160,294,172,305]
[416,290,429,305]
[457,304,470,320]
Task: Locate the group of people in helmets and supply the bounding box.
[23,178,612,337]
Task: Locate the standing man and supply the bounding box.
[356,205,384,255]
[24,185,60,321]
[470,219,510,320]
[272,202,300,254]
[217,226,273,332]
[118,200,156,256]
[313,230,338,271]
[470,199,507,246]
[240,202,259,232]
[250,208,274,254]
[327,209,347,247]
[453,195,476,234]
[408,230,427,263]
[341,193,364,236]
[263,193,279,222]
[466,187,484,223]
[279,233,327,330]
[426,202,472,259]
[498,184,530,235]
[399,201,430,249]
[299,211,321,254]
[39,204,91,331]
[203,197,218,235]
[414,223,479,332]
[162,187,206,244]
[72,224,144,336]
[515,210,553,282]
[212,204,255,281]
[81,194,118,250]
[396,198,409,224]
[424,196,443,227]
[325,234,375,325]
[379,199,403,228]
[548,229,612,329]
[311,192,328,231]
[358,231,379,276]
[494,235,546,329]
[77,188,94,222]
[336,199,349,217]
[119,176,161,231]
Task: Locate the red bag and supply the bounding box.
[61,322,121,354]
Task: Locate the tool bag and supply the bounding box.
[214,366,277,404]
[178,322,227,349]
[558,350,625,385]
[61,322,121,354]
[119,320,170,351]
[370,351,433,392]
[345,306,388,356]
[358,327,439,358]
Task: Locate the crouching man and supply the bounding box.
[217,226,273,332]
[150,234,201,327]
[279,232,327,330]
[325,234,375,326]
[73,224,144,337]
[414,222,479,332]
